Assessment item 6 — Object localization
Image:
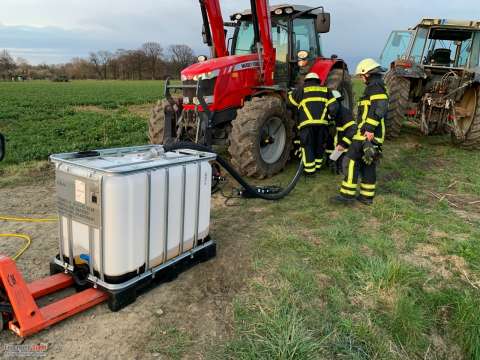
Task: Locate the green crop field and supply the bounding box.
[0,80,163,165]
[1,80,479,359]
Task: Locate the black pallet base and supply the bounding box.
[50,241,216,312]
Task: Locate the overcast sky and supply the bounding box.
[1,0,478,68]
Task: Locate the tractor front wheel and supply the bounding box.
[148,98,181,145]
[384,70,410,138]
[228,96,294,179]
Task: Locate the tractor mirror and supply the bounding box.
[202,24,209,45]
[0,133,5,162]
[315,12,330,33]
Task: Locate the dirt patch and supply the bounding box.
[426,332,464,360]
[402,244,472,283]
[127,104,154,119]
[73,105,110,114]
[0,180,252,359]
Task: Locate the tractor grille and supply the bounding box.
[182,78,215,104]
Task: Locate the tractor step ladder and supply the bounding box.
[0,255,108,337]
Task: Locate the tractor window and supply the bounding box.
[410,27,429,63]
[234,21,255,55]
[272,18,289,63]
[272,18,289,84]
[380,30,412,68]
[470,32,480,68]
[293,18,319,58]
[424,29,474,67]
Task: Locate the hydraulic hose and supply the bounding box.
[164,142,304,201]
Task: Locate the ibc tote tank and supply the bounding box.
[50,145,215,284]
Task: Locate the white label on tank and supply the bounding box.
[75,180,86,204]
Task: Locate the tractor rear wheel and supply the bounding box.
[384,70,410,138]
[452,86,480,149]
[326,68,354,111]
[228,96,294,179]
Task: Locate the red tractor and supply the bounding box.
[149,1,353,178]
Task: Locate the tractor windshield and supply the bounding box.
[233,19,289,58]
[413,27,479,68]
[380,30,412,68]
[233,17,319,59]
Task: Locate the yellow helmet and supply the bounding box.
[355,58,381,76]
[304,72,320,80]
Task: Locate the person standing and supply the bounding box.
[288,72,339,175]
[334,59,388,204]
[327,90,357,173]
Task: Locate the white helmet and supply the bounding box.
[304,72,320,80]
[355,58,382,76]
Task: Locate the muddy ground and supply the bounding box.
[0,180,251,359]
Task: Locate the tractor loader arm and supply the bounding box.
[200,0,228,58]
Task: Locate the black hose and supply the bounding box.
[163,142,304,201]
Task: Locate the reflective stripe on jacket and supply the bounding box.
[354,76,389,145]
[332,104,357,149]
[288,82,339,130]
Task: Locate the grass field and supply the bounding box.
[1,80,479,359]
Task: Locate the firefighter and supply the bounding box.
[288,72,339,175]
[327,90,357,173]
[334,58,388,205]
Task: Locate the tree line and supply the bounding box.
[0,42,196,81]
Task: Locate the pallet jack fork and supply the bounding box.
[0,255,108,337]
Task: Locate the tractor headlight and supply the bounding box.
[297,50,309,61]
[193,69,220,81]
[284,7,293,14]
[235,13,242,20]
[274,8,283,15]
[197,55,208,62]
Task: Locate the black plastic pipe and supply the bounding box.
[164,142,303,201]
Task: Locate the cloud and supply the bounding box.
[1,0,479,67]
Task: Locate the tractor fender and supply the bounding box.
[309,58,348,85]
[390,60,427,79]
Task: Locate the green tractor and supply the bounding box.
[380,18,480,148]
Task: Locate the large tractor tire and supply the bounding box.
[326,68,354,111]
[452,86,480,149]
[228,96,294,179]
[149,99,168,144]
[149,98,181,144]
[384,70,410,138]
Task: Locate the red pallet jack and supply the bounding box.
[0,255,108,337]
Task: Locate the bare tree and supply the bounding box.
[89,52,103,79]
[168,45,196,76]
[88,51,113,80]
[0,50,16,80]
[131,50,148,80]
[142,42,163,79]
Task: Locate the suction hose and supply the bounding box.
[163,142,304,201]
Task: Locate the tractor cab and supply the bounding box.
[380,19,480,72]
[381,18,480,148]
[229,4,330,86]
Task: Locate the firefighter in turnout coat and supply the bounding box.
[326,90,357,172]
[334,59,388,205]
[288,72,339,174]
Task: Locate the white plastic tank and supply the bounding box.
[51,145,215,281]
